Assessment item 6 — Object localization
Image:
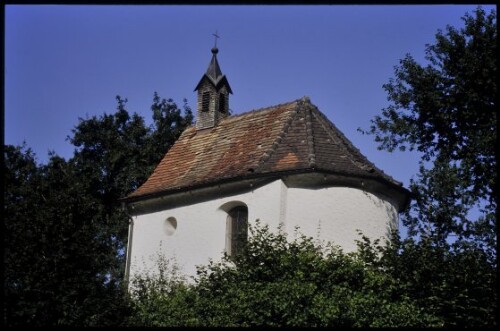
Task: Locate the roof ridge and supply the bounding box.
[300,100,316,168]
[223,99,301,121]
[254,101,301,172]
[311,107,364,166]
[310,106,402,186]
[312,107,375,170]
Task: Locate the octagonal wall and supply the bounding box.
[126,179,399,283]
[284,186,398,252]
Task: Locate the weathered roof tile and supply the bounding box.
[127,98,404,200]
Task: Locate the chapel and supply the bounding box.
[123,44,410,280]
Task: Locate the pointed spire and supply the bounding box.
[206,47,223,83]
[194,34,232,93]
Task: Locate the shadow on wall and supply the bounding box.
[360,189,398,238]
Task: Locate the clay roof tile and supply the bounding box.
[126,97,405,200]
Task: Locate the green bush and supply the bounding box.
[127,222,441,327]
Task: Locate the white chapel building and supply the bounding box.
[123,45,410,281]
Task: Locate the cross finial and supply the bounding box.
[212,30,220,48]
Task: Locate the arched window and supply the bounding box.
[226,206,248,257]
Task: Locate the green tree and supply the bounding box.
[356,233,497,327]
[362,7,496,255]
[67,96,152,288]
[359,6,497,327]
[149,92,194,164]
[127,222,441,327]
[67,95,192,284]
[4,144,42,324]
[4,146,130,325]
[4,94,193,326]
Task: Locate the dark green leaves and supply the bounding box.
[127,222,441,327]
[357,234,497,327]
[358,7,497,327]
[362,7,496,254]
[4,94,193,326]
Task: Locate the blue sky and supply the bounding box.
[5,5,493,190]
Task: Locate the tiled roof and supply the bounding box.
[127,97,405,200]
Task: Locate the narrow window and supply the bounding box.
[226,206,248,257]
[202,91,210,112]
[218,93,226,113]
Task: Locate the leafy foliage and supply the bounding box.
[356,233,497,327]
[3,94,193,326]
[4,145,131,325]
[149,92,194,164]
[128,222,496,327]
[358,6,497,327]
[127,222,441,327]
[362,7,496,257]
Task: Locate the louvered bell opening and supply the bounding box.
[202,91,210,112]
[218,93,226,113]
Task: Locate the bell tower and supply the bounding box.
[194,34,232,130]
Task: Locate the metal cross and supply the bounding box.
[212,31,220,47]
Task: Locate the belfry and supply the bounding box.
[193,36,232,130]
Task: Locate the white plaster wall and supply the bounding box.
[128,180,398,282]
[286,186,398,252]
[129,180,283,281]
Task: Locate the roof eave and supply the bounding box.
[120,168,315,204]
[121,167,411,210]
[194,74,233,94]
